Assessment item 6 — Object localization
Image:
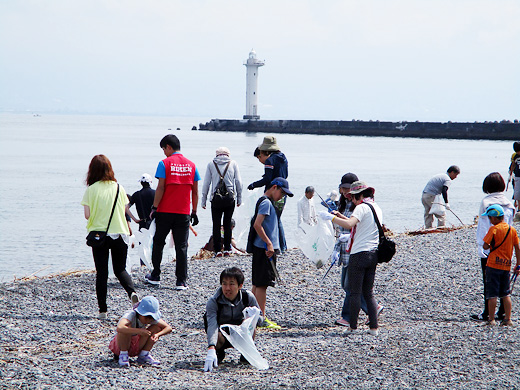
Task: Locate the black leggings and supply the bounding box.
[211,202,235,252]
[348,250,379,329]
[92,236,136,313]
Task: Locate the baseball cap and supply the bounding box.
[481,204,504,217]
[270,177,293,197]
[339,173,359,189]
[139,173,153,184]
[135,296,162,321]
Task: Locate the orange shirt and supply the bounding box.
[483,222,519,271]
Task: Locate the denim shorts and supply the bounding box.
[485,266,510,299]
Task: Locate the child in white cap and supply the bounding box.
[109,296,172,367]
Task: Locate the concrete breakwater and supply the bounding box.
[199,118,520,140]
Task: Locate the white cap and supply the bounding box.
[139,173,153,184]
[215,146,230,156]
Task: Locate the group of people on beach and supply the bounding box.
[81,134,520,369]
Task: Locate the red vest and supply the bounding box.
[158,154,196,214]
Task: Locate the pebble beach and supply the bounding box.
[1,224,520,389]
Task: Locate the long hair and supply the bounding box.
[86,155,117,186]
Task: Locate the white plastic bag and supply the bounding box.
[219,307,269,370]
[429,195,446,216]
[234,188,262,250]
[294,219,336,268]
[133,220,155,269]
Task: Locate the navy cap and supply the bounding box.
[270,177,293,197]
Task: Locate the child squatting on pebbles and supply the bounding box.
[109,296,172,367]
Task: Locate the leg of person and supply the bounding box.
[136,324,160,365]
[485,266,500,324]
[171,213,190,288]
[339,265,351,324]
[150,212,173,281]
[252,245,279,328]
[347,253,365,330]
[110,236,137,299]
[222,203,235,253]
[501,296,512,325]
[92,242,110,315]
[421,193,435,228]
[437,211,446,227]
[278,219,287,253]
[487,298,497,323]
[480,257,490,320]
[211,203,224,256]
[361,251,379,331]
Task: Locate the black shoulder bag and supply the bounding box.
[86,184,120,248]
[365,202,396,263]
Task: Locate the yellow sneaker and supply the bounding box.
[260,317,281,330]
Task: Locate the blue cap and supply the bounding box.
[481,204,504,217]
[270,177,294,197]
[135,296,161,321]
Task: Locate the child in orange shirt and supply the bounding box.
[482,204,520,326]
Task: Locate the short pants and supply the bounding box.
[109,334,142,357]
[252,245,276,287]
[485,266,511,299]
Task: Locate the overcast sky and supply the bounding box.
[1,0,518,122]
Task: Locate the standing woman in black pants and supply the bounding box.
[82,155,139,319]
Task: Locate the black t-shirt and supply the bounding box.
[130,187,155,229]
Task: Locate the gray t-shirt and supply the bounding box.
[121,310,158,330]
[423,173,451,195]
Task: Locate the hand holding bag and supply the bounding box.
[365,202,396,263]
[86,184,120,248]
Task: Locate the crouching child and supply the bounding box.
[203,267,263,372]
[482,204,520,326]
[109,296,172,367]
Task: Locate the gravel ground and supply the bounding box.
[1,224,520,389]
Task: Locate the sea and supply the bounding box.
[0,113,514,282]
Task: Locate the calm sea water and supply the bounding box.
[0,113,514,281]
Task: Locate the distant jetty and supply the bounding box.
[199,119,520,140]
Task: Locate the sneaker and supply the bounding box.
[500,319,513,326]
[175,282,189,291]
[367,329,379,336]
[144,273,160,286]
[216,348,226,364]
[223,251,232,257]
[365,305,384,326]
[486,320,496,326]
[239,354,249,364]
[118,353,130,367]
[259,318,281,330]
[137,353,160,365]
[335,318,350,327]
[215,252,223,258]
[343,327,359,335]
[130,292,140,307]
[470,313,487,322]
[98,312,107,320]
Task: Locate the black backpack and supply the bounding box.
[211,162,235,207]
[246,196,268,253]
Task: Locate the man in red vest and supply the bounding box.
[145,134,200,289]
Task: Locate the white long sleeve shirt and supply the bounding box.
[297,195,317,227]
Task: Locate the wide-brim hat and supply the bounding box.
[258,136,280,152]
[349,180,375,195]
[135,296,162,321]
[271,177,293,197]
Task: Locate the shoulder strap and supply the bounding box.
[242,289,250,307]
[105,184,120,233]
[213,161,231,179]
[488,226,511,255]
[365,202,384,240]
[254,196,268,217]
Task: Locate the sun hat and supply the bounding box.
[215,146,230,156]
[481,204,504,217]
[139,173,153,184]
[258,136,280,152]
[327,190,339,201]
[270,177,293,197]
[339,173,359,189]
[135,296,162,321]
[349,181,375,195]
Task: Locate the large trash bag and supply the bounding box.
[429,195,446,216]
[133,220,155,269]
[220,307,269,370]
[234,188,262,250]
[295,219,335,268]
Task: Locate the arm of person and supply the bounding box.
[252,162,274,188]
[125,203,141,223]
[116,318,151,337]
[201,164,211,209]
[83,205,90,220]
[192,180,199,214]
[441,185,449,204]
[514,243,520,275]
[150,319,173,342]
[253,213,274,257]
[297,201,303,227]
[153,177,165,208]
[205,299,219,349]
[234,162,243,206]
[330,211,359,230]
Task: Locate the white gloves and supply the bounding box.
[204,348,218,372]
[319,211,334,221]
[243,306,261,319]
[338,233,351,243]
[445,203,450,210]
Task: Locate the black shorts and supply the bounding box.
[485,266,510,299]
[252,245,276,287]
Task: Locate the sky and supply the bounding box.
[0,0,519,122]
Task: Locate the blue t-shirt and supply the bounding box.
[155,153,201,181]
[253,198,280,249]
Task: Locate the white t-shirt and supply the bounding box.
[121,310,158,331]
[350,201,382,254]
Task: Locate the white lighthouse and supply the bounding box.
[243,50,265,120]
